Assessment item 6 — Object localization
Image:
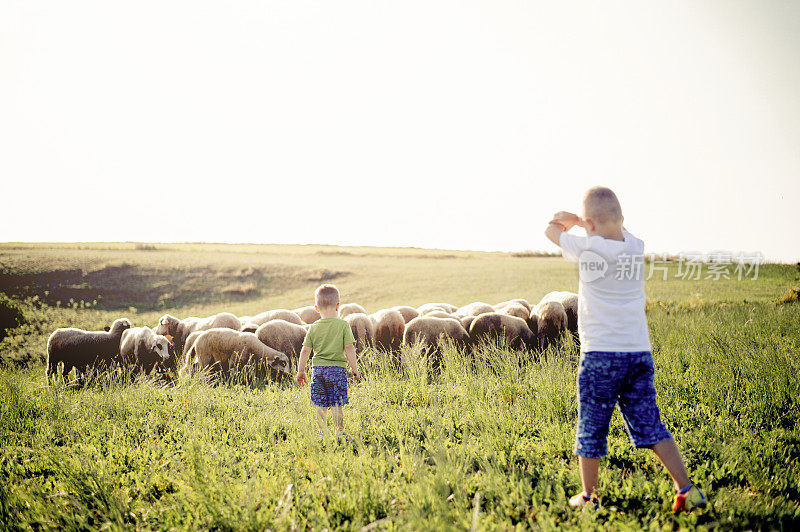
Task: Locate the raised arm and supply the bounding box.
[545,222,566,246]
[545,211,584,245]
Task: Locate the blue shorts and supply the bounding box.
[309,365,349,408]
[575,351,672,458]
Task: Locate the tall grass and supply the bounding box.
[1,301,799,530]
[1,246,799,529]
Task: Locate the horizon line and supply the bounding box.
[1,240,796,264]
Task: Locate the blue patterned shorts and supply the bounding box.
[575,351,672,458]
[310,365,349,408]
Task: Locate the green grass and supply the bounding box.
[1,243,799,530]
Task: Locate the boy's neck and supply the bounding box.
[318,306,338,319]
[586,222,625,241]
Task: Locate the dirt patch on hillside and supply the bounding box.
[0,263,348,311]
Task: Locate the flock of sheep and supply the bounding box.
[45,291,578,382]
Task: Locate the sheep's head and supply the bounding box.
[269,352,290,380]
[523,327,539,351]
[155,315,179,336]
[110,318,132,334]
[153,335,172,362]
[527,313,538,334]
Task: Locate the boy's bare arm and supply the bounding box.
[296,345,311,385]
[344,343,360,380]
[545,211,584,245]
[545,222,566,246]
[551,211,584,230]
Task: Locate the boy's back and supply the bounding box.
[559,229,650,353]
[303,317,354,367]
[545,186,706,513]
[296,284,360,440]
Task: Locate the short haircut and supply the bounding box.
[315,284,340,308]
[583,186,623,224]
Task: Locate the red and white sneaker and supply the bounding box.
[673,484,707,513]
[569,492,600,510]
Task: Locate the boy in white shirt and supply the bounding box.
[545,186,706,512]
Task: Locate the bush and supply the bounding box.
[778,286,800,304]
[0,295,25,341]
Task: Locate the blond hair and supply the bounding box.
[583,186,623,224]
[315,284,340,309]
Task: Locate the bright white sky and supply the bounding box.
[2,1,799,261]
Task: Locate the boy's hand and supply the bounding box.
[351,368,361,381]
[550,211,583,230]
[296,371,307,386]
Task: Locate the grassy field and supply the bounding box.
[1,242,799,530]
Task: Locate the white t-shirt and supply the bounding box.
[559,229,651,353]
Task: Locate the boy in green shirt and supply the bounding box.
[296,284,360,438]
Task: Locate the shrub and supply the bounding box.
[778,286,800,304]
[0,295,25,341]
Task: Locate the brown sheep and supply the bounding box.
[180,328,289,380]
[402,316,469,351]
[535,301,568,350]
[46,318,132,380]
[493,301,535,332]
[469,313,537,350]
[338,303,367,319]
[183,330,204,361]
[344,312,375,353]
[119,326,172,374]
[237,316,258,332]
[538,291,578,338]
[370,309,406,352]
[417,302,457,315]
[424,310,454,319]
[392,306,420,324]
[454,302,495,318]
[528,313,539,338]
[154,312,241,356]
[255,319,307,360]
[294,306,320,324]
[240,322,259,333]
[459,315,477,332]
[497,303,530,321]
[249,309,304,327]
[494,299,532,313]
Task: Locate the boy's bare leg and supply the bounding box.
[579,456,600,496]
[652,438,690,490]
[316,406,328,432]
[331,406,344,433]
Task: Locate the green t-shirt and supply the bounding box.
[303,317,355,367]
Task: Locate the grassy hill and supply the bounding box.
[1,243,799,529]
